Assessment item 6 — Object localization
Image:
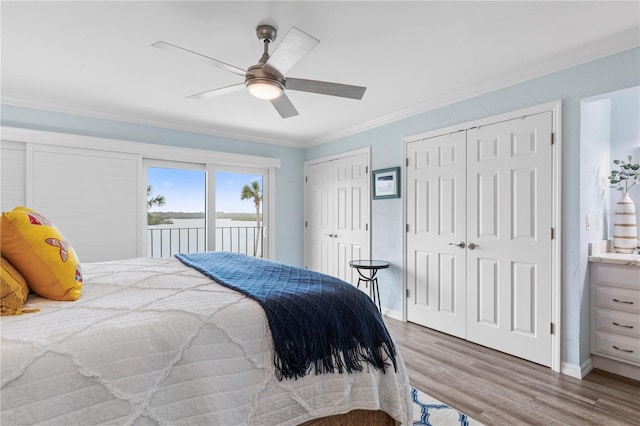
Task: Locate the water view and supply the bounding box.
[146,167,265,258]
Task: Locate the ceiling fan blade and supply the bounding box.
[285,78,367,100]
[187,83,245,100]
[152,41,246,77]
[270,94,299,119]
[263,27,319,76]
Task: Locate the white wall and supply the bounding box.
[579,96,612,368]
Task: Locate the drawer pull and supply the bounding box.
[612,345,634,353]
[612,322,634,329]
[612,298,634,305]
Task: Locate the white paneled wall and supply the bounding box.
[1,142,140,262]
[31,146,140,262]
[1,141,27,209]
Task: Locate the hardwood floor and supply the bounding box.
[384,318,640,426]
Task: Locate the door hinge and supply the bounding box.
[406,289,410,298]
[305,176,308,183]
[366,223,368,231]
[406,224,409,232]
[551,227,555,239]
[366,166,368,174]
[406,158,409,167]
[551,133,555,145]
[550,322,554,334]
[305,221,307,228]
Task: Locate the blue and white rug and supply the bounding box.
[411,386,484,425]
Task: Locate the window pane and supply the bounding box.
[216,172,264,257]
[147,167,206,257]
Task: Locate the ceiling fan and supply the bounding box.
[152,25,367,119]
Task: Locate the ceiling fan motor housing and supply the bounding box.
[245,63,285,91]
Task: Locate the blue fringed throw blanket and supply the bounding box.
[175,252,397,380]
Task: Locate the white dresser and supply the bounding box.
[589,243,640,380]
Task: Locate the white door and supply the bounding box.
[304,160,335,276]
[405,112,554,366]
[406,132,467,338]
[466,112,553,366]
[304,152,370,286]
[333,154,370,285]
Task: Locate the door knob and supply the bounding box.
[468,242,479,250]
[449,241,466,249]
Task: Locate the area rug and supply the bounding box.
[411,386,484,425]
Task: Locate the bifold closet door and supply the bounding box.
[332,154,370,284]
[305,160,335,277]
[406,111,554,366]
[304,152,370,287]
[466,112,553,367]
[406,131,467,338]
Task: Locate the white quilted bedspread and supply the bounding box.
[1,257,412,425]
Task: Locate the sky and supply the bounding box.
[147,167,262,213]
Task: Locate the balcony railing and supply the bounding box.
[147,226,263,258]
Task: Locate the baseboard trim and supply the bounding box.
[560,362,582,379]
[561,358,594,379]
[382,308,402,321]
[580,357,595,378]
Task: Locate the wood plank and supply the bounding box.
[385,318,640,425]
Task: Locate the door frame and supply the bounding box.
[402,100,562,372]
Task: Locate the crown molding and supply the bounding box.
[0,96,305,149]
[302,29,640,148]
[0,125,281,169]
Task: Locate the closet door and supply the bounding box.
[406,132,467,338]
[304,151,370,287]
[466,112,553,366]
[333,154,369,285]
[405,111,554,367]
[304,161,335,276]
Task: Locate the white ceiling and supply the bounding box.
[2,1,639,148]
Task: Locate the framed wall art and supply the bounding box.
[372,167,400,199]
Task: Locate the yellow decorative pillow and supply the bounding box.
[1,256,30,315]
[1,207,82,301]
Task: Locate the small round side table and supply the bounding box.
[349,260,390,312]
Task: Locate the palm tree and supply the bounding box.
[147,185,166,209]
[147,185,168,225]
[241,180,262,257]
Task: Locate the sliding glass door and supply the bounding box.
[214,169,268,258]
[144,160,270,259]
[146,161,206,258]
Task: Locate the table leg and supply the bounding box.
[373,277,381,312]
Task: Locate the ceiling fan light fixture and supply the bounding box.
[247,79,283,100]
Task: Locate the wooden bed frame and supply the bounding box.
[302,410,398,425]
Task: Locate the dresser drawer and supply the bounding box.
[593,331,640,365]
[595,286,640,314]
[591,263,640,290]
[594,309,640,338]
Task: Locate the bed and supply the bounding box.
[1,255,412,425]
